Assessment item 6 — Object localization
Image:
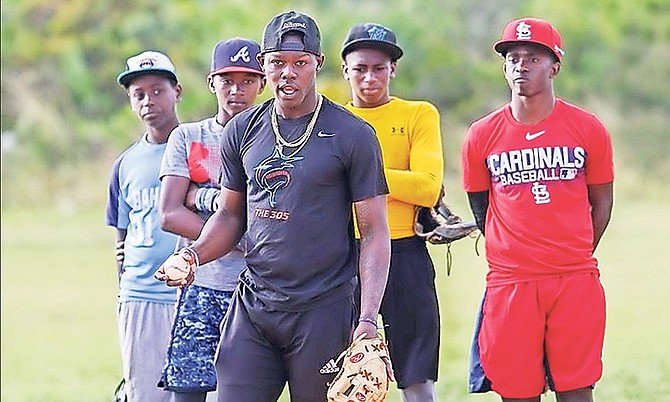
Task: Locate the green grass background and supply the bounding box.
[2,196,669,401]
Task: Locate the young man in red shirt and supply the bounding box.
[462,18,614,402]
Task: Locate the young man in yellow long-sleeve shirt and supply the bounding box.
[341,23,445,402]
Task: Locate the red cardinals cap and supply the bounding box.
[261,10,321,55]
[209,38,264,78]
[117,51,178,87]
[341,23,403,62]
[494,18,565,62]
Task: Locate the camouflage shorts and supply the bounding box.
[158,284,233,392]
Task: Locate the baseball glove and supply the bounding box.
[154,247,198,285]
[414,189,478,245]
[327,333,392,402]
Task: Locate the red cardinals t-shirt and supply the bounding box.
[462,99,614,286]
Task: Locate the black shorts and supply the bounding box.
[215,283,356,402]
[381,236,440,388]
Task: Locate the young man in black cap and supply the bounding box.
[341,22,445,402]
[157,38,265,402]
[155,11,391,402]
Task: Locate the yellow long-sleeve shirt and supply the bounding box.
[345,97,444,239]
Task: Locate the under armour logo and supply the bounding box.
[230,46,250,63]
[515,21,532,40]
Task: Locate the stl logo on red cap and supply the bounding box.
[494,18,565,61]
[515,21,533,40]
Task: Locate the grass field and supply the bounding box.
[2,197,669,401]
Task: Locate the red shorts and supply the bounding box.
[478,272,606,398]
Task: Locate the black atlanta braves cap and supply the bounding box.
[261,10,321,55]
[117,50,178,87]
[341,23,403,61]
[209,37,264,77]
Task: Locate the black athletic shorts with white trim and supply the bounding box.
[214,282,356,402]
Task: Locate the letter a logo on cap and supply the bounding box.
[516,21,532,40]
[230,46,251,63]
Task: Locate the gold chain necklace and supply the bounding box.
[271,93,323,158]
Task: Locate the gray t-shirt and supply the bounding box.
[161,117,245,291]
[220,97,388,311]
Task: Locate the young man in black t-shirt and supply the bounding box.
[156,11,391,402]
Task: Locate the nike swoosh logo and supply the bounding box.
[317,130,335,137]
[525,130,546,141]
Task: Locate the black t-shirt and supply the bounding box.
[220,96,388,311]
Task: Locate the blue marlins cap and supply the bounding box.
[341,23,403,61]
